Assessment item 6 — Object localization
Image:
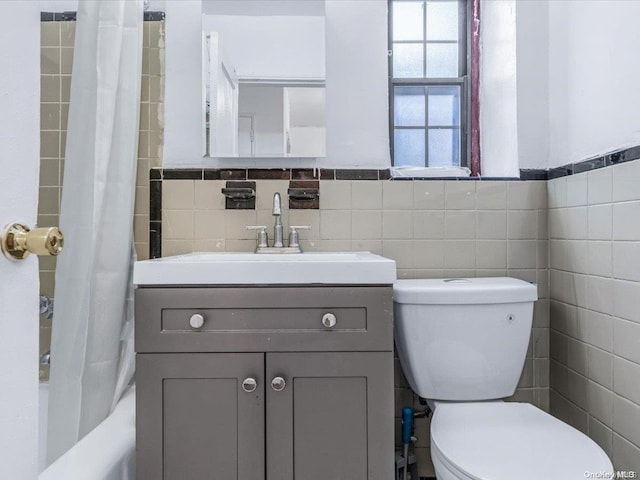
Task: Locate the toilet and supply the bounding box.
[393,277,614,480]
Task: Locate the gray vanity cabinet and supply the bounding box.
[266,352,392,480]
[135,285,394,480]
[136,353,265,480]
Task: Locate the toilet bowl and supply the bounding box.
[393,278,614,480]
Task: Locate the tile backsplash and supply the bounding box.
[548,159,640,472]
[160,176,550,477]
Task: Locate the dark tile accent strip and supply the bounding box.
[320,169,335,180]
[162,168,202,180]
[149,173,162,258]
[292,168,320,180]
[57,12,76,21]
[149,221,161,259]
[203,169,221,180]
[157,167,541,182]
[519,169,548,181]
[149,168,162,180]
[546,144,640,179]
[624,145,640,162]
[149,180,162,222]
[606,145,640,165]
[573,158,604,175]
[219,169,247,180]
[548,164,573,180]
[247,169,291,180]
[144,11,165,21]
[41,11,165,22]
[335,169,379,180]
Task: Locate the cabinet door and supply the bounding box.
[266,352,394,480]
[137,353,264,480]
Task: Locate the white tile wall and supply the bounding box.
[548,159,640,470]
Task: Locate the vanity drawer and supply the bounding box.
[135,286,393,353]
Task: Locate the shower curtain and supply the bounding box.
[46,0,143,465]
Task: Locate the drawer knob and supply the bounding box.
[242,377,258,393]
[322,313,337,328]
[189,314,205,329]
[271,376,286,392]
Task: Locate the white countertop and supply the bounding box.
[134,251,397,286]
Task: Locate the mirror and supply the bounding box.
[203,0,326,158]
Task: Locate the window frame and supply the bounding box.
[388,0,472,169]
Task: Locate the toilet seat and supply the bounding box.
[430,402,613,480]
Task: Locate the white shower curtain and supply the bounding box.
[46,0,143,465]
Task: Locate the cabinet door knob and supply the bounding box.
[270,376,286,392]
[242,377,258,393]
[189,314,205,329]
[322,313,337,328]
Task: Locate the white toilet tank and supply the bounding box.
[393,278,538,401]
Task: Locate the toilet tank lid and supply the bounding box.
[393,277,537,305]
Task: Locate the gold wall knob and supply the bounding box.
[1,223,64,261]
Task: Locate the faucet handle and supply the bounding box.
[246,225,269,248]
[288,226,310,252]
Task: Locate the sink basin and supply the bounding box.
[133,251,397,285]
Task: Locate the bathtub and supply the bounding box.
[38,382,136,480]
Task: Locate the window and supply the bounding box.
[389,0,470,169]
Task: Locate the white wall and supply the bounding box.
[38,0,167,11]
[202,15,325,80]
[480,0,519,177]
[164,0,203,163]
[516,0,549,170]
[547,0,640,167]
[38,0,78,11]
[0,2,40,478]
[323,0,390,168]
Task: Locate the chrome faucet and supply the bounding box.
[272,192,284,248]
[246,191,310,253]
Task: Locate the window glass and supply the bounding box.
[393,2,424,41]
[426,1,459,41]
[427,86,460,126]
[395,87,426,127]
[425,43,459,77]
[394,129,426,166]
[428,129,460,166]
[393,43,424,78]
[390,0,467,167]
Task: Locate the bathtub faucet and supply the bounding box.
[40,295,54,320]
[40,350,51,365]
